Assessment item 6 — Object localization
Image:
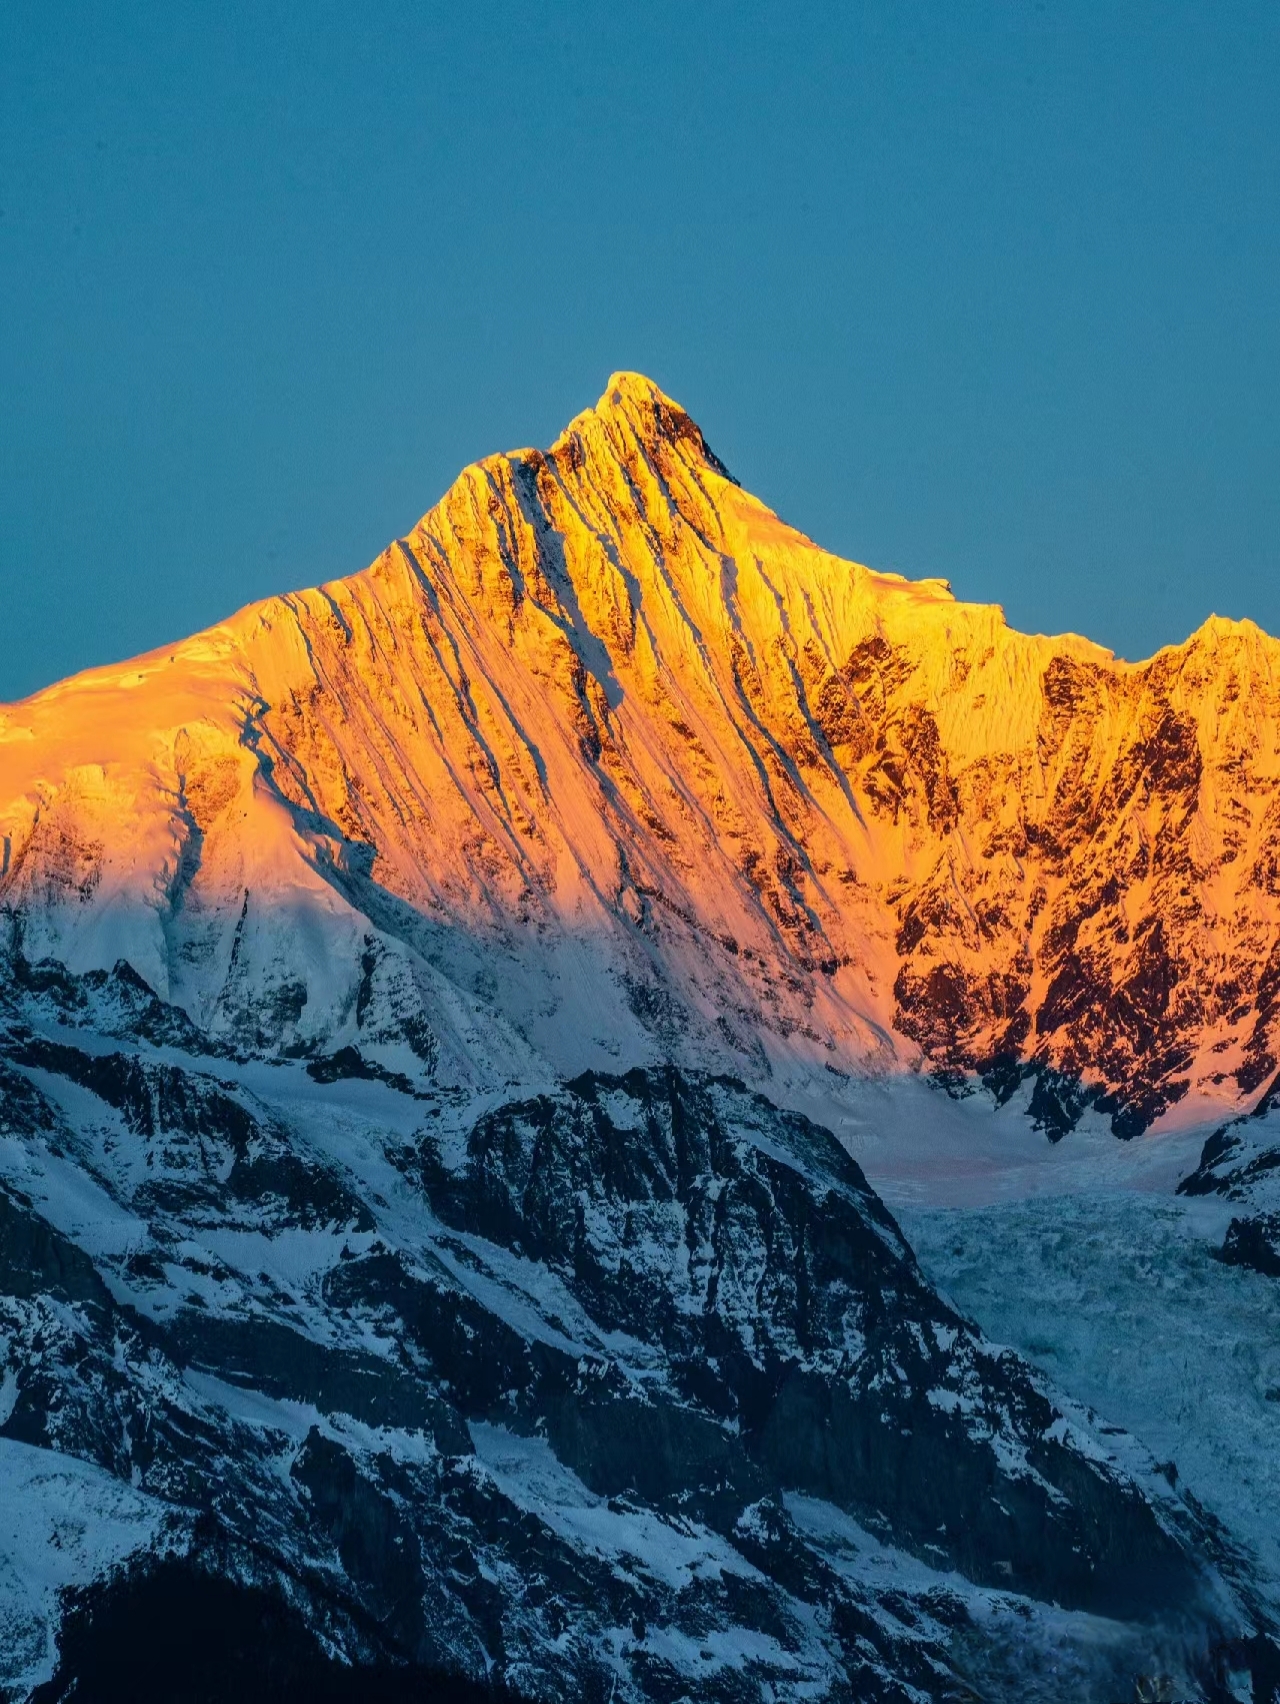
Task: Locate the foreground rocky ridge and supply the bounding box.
[0,958,1267,1702]
[3,375,1280,1132]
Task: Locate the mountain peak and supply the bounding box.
[550,371,738,485]
[600,369,673,409]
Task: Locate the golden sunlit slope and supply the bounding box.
[3,372,1279,1128]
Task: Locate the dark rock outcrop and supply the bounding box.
[1179,1094,1280,1279]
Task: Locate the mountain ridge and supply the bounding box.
[4,372,1280,1135]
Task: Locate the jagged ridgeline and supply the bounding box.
[3,378,1280,1702]
[3,374,1280,1131]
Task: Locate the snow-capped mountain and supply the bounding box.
[5,374,1280,1133]
[2,376,1279,1702]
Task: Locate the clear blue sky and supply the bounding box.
[2,2,1277,701]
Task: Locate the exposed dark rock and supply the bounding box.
[1218,1213,1280,1278]
[1178,1104,1280,1278]
[307,1045,419,1096]
[0,1185,113,1314]
[7,950,227,1055]
[143,1308,469,1453]
[29,1558,527,1704]
[4,1033,256,1146]
[0,1060,62,1136]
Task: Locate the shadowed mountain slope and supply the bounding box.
[0,992,1260,1700]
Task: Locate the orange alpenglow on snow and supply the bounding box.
[2,372,1277,1132]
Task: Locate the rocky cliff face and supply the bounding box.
[4,374,1280,1133]
[0,957,1259,1701]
